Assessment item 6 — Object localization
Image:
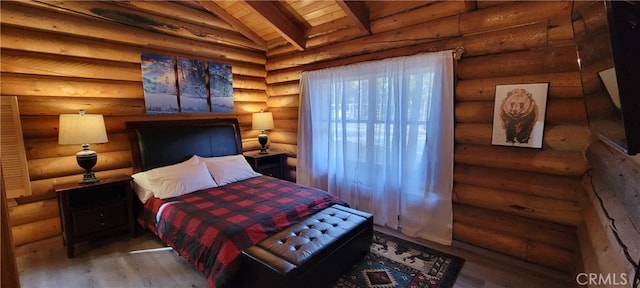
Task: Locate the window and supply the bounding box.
[298,51,455,245]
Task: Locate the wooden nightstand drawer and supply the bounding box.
[244,151,286,180]
[257,165,281,177]
[73,202,128,237]
[55,175,134,258]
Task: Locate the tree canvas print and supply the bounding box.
[177,57,208,113]
[491,83,549,148]
[140,53,178,114]
[209,62,233,112]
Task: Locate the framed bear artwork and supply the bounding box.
[491,83,549,148]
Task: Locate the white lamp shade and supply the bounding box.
[252,112,274,130]
[58,113,108,145]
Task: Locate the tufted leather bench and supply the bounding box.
[241,204,373,288]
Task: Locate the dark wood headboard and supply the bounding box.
[126,118,243,172]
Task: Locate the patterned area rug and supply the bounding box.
[334,231,465,288]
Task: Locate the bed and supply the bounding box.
[126,118,348,288]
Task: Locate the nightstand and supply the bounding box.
[244,151,286,180]
[54,175,134,258]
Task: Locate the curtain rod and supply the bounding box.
[299,47,467,74]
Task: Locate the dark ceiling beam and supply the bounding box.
[336,0,371,35]
[198,0,267,49]
[244,1,306,51]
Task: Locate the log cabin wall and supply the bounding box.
[1,0,595,275]
[572,1,640,280]
[264,1,590,273]
[1,1,267,253]
[579,141,640,284]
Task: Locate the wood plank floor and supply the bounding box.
[16,227,574,288]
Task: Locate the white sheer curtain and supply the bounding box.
[297,51,454,245]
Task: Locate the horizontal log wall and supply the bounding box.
[1,1,267,251]
[579,141,640,283]
[2,0,598,274]
[264,1,588,273]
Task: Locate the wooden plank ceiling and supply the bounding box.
[33,0,446,54]
[188,0,370,51]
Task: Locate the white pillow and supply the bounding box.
[147,161,218,199]
[131,156,199,203]
[145,155,199,179]
[131,172,154,203]
[197,154,261,186]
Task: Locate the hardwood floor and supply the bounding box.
[16,227,574,288]
[16,232,208,288]
[377,227,574,288]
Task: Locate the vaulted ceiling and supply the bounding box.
[33,1,476,56]
[206,0,373,51]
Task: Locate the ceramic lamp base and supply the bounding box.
[258,132,268,154]
[76,149,100,184]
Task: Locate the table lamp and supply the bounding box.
[58,110,108,184]
[252,111,274,154]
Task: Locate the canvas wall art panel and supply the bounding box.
[491,83,549,148]
[209,62,234,112]
[177,57,208,113]
[140,53,178,114]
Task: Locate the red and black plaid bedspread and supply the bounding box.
[138,175,348,288]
